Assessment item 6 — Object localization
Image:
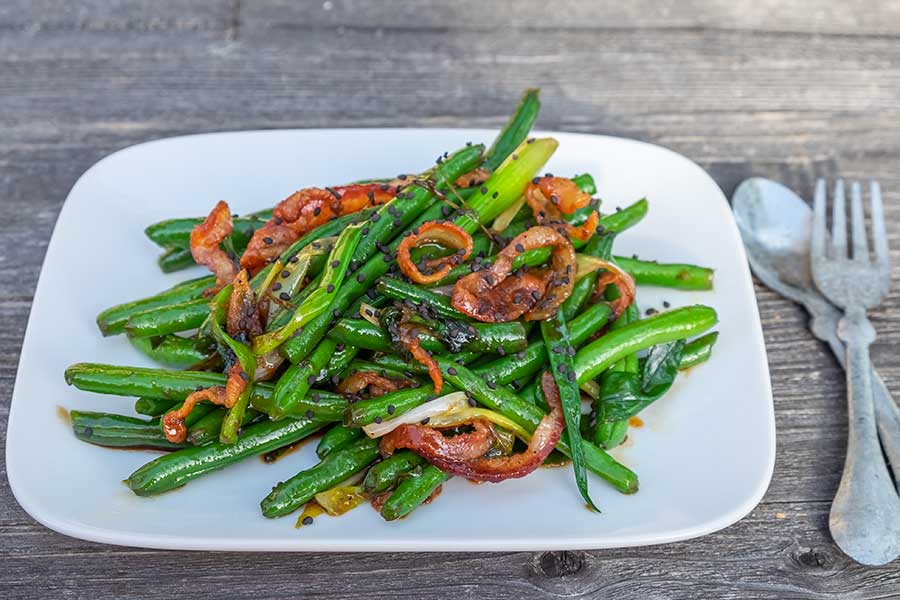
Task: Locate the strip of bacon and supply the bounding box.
[190,200,239,292]
[240,183,398,274]
[161,363,248,443]
[524,176,600,242]
[452,226,575,322]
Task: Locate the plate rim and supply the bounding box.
[6,127,775,552]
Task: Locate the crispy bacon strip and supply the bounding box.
[380,373,565,483]
[380,418,495,463]
[161,364,248,443]
[451,226,575,322]
[524,176,599,242]
[400,324,443,394]
[241,183,398,273]
[337,371,414,398]
[397,221,473,284]
[592,260,637,320]
[190,200,239,292]
[226,269,264,338]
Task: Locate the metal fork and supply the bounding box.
[811,179,900,565]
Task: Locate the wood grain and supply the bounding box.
[2,1,900,597]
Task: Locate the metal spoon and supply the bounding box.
[733,177,900,564]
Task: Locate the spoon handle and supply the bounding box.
[829,310,900,565]
[814,302,900,492]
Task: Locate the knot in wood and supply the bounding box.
[793,546,834,570]
[537,550,584,578]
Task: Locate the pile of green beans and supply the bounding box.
[64,88,721,527]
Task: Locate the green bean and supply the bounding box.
[327,317,527,356]
[541,311,598,510]
[363,450,427,493]
[600,199,648,234]
[134,397,179,417]
[157,247,195,273]
[270,339,338,419]
[483,88,541,171]
[128,334,210,369]
[343,387,433,428]
[375,277,470,321]
[186,408,260,446]
[380,464,450,521]
[679,331,719,368]
[126,417,327,496]
[71,410,187,450]
[144,210,272,249]
[614,256,713,290]
[260,437,379,518]
[96,275,213,336]
[65,363,242,400]
[250,388,348,423]
[573,305,718,383]
[436,358,638,493]
[473,301,611,385]
[124,297,210,338]
[316,425,364,459]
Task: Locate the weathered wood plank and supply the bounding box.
[2,0,900,597]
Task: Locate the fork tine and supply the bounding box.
[812,178,828,261]
[832,179,847,259]
[870,180,890,268]
[850,181,870,262]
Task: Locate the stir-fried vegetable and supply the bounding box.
[63,89,720,528]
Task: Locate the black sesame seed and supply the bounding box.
[306,409,315,419]
[331,260,340,268]
[313,206,322,216]
[327,284,335,293]
[281,270,291,278]
[515,243,525,252]
[646,308,659,316]
[262,237,273,245]
[357,273,366,283]
[447,367,457,376]
[387,405,396,415]
[374,416,382,424]
[420,417,430,425]
[272,282,282,291]
[371,213,381,222]
[332,309,341,318]
[302,516,314,526]
[492,191,499,199]
[663,300,671,308]
[279,292,291,301]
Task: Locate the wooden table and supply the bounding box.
[3,2,900,597]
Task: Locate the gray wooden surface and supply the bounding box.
[3,1,900,597]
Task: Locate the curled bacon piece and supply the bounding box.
[380,373,565,483]
[190,200,239,292]
[162,363,248,443]
[380,418,495,463]
[337,371,415,398]
[592,259,637,320]
[524,176,600,242]
[241,183,398,273]
[397,221,473,284]
[451,226,575,322]
[400,324,443,394]
[226,269,265,338]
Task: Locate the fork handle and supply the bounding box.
[830,308,900,565]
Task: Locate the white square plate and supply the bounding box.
[6,129,774,551]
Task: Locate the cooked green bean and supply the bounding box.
[127,417,327,496]
[317,425,364,459]
[71,411,187,450]
[363,450,427,493]
[615,256,714,290]
[260,437,379,518]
